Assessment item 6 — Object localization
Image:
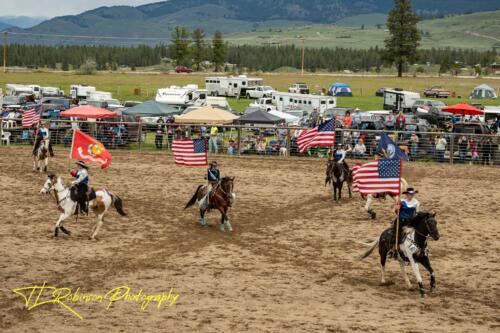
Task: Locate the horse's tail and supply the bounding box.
[360,238,379,260]
[185,185,204,209]
[325,175,331,186]
[110,193,127,216]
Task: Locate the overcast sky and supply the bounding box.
[1,0,154,18]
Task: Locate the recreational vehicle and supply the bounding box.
[6,84,34,96]
[383,89,420,112]
[156,84,205,106]
[271,92,336,113]
[70,84,96,99]
[205,75,263,97]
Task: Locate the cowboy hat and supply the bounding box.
[75,160,89,169]
[403,187,418,195]
[209,161,218,166]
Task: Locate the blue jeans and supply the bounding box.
[436,150,445,162]
[410,145,418,160]
[209,137,218,153]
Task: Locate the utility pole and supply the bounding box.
[301,38,305,75]
[3,32,7,73]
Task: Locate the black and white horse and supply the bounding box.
[325,159,352,202]
[33,138,50,173]
[360,212,440,297]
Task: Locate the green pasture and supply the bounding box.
[1,71,498,112]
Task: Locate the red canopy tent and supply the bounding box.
[60,105,117,119]
[442,103,484,116]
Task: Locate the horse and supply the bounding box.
[325,159,352,202]
[33,138,50,173]
[185,177,236,232]
[360,212,440,298]
[361,178,409,219]
[40,174,127,240]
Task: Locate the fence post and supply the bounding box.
[237,127,241,156]
[138,120,143,152]
[449,133,454,164]
[0,117,3,146]
[286,128,291,157]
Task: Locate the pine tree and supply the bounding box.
[384,0,421,77]
[212,31,226,72]
[191,28,206,71]
[169,26,190,66]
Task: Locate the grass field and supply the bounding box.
[227,10,500,50]
[1,72,499,112]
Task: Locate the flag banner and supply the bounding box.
[70,129,112,169]
[172,138,208,167]
[22,105,42,128]
[352,159,402,195]
[376,133,408,161]
[297,118,335,153]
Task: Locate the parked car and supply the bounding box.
[175,66,193,73]
[411,99,451,126]
[423,86,451,98]
[249,97,275,111]
[452,122,491,135]
[375,87,393,97]
[288,83,309,94]
[246,86,275,99]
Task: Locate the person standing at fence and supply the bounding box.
[352,139,366,159]
[481,138,494,166]
[409,132,419,161]
[352,109,362,129]
[343,110,353,129]
[155,125,164,149]
[384,113,395,131]
[435,135,447,163]
[209,126,219,154]
[458,136,468,163]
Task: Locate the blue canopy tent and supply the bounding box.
[328,83,353,97]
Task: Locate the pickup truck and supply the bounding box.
[288,83,309,94]
[423,86,451,98]
[249,98,276,111]
[246,86,275,99]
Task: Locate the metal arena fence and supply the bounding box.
[1,118,499,166]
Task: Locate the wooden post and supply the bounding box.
[237,127,241,156]
[449,134,455,164]
[137,120,143,152]
[286,128,291,157]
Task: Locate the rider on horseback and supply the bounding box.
[70,161,91,215]
[391,187,421,248]
[333,143,350,173]
[206,161,220,188]
[32,122,55,157]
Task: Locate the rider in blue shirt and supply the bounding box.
[70,161,90,214]
[333,143,351,173]
[206,161,220,187]
[392,187,421,247]
[32,122,55,157]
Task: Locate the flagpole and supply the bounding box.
[68,126,76,171]
[394,158,403,254]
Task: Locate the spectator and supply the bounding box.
[435,135,447,162]
[352,139,367,159]
[155,125,164,149]
[343,110,353,129]
[458,136,468,163]
[468,138,479,164]
[352,108,362,129]
[209,126,218,153]
[309,108,320,128]
[384,114,395,130]
[481,138,494,165]
[409,132,419,161]
[395,111,406,130]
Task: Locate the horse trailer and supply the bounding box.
[205,75,263,97]
[41,87,64,97]
[6,84,35,97]
[271,92,336,113]
[156,84,206,106]
[70,84,96,99]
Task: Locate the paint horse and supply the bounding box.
[325,159,352,202]
[40,174,126,240]
[33,138,50,173]
[360,212,440,298]
[185,177,236,232]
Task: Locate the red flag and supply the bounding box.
[70,129,112,169]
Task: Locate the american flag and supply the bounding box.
[172,138,208,166]
[352,159,402,195]
[22,105,42,128]
[297,118,335,153]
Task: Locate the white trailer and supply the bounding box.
[205,75,263,97]
[70,84,96,99]
[6,84,34,96]
[41,86,64,97]
[271,92,336,113]
[156,84,205,106]
[383,89,421,112]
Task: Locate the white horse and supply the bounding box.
[362,178,409,219]
[33,138,50,173]
[40,174,126,240]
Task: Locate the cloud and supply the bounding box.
[0,0,155,18]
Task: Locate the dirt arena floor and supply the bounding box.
[0,146,499,333]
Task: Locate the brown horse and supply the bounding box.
[185,177,235,232]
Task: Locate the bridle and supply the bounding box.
[44,178,70,206]
[211,178,234,204]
